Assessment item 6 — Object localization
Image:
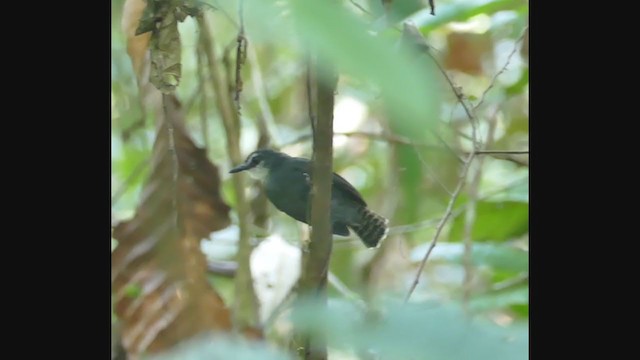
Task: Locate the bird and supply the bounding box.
[229,149,389,248]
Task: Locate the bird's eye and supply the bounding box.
[248,154,260,166]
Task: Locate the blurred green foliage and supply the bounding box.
[112,0,529,358]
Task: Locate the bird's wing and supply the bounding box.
[331,171,367,206]
[291,157,367,207]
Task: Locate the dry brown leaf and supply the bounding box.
[112,96,233,357]
[122,0,151,79]
[444,31,493,76]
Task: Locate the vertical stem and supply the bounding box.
[197,14,260,332]
[462,108,499,309]
[298,57,338,360]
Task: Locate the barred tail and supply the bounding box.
[349,207,389,248]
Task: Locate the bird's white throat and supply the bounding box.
[247,164,269,181]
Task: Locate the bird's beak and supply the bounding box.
[229,163,252,173]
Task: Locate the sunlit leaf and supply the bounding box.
[448,201,528,242]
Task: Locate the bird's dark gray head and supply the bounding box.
[229,149,289,178]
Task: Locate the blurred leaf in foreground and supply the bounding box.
[112,96,232,356]
[293,298,528,360]
[148,334,292,360]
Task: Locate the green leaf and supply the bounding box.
[293,298,528,360]
[510,304,529,318]
[448,201,528,242]
[411,242,528,272]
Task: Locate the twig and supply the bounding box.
[264,285,297,329]
[462,107,499,309]
[474,150,528,155]
[422,40,480,149]
[198,14,260,330]
[474,26,529,111]
[234,0,247,106]
[430,129,466,164]
[111,158,150,207]
[404,151,475,303]
[298,54,338,360]
[306,55,316,137]
[121,117,146,142]
[163,94,180,229]
[283,131,443,150]
[283,131,527,156]
[349,0,371,15]
[247,42,281,147]
[428,0,436,16]
[207,260,238,277]
[404,24,483,303]
[491,272,529,292]
[328,271,367,310]
[413,146,453,196]
[183,81,203,113]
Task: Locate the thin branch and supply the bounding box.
[198,14,260,331]
[349,0,371,15]
[298,55,338,360]
[413,146,453,196]
[430,129,466,164]
[404,151,475,303]
[163,94,180,229]
[247,42,281,147]
[283,131,527,156]
[475,150,528,155]
[416,29,479,149]
[183,81,203,113]
[491,272,529,292]
[121,117,146,142]
[306,56,316,137]
[283,131,442,150]
[328,272,367,310]
[234,0,247,105]
[403,23,483,303]
[264,285,297,329]
[474,26,529,111]
[462,107,499,309]
[207,260,238,277]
